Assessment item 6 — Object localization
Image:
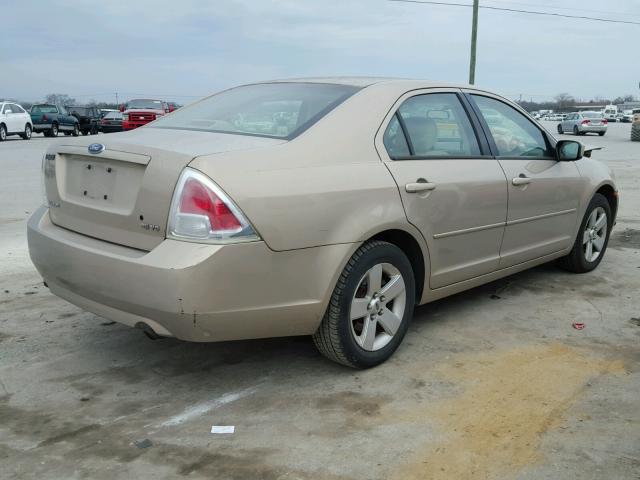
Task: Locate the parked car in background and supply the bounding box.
[28,78,618,368]
[621,110,633,123]
[99,111,123,133]
[558,111,607,136]
[121,99,174,130]
[30,104,79,137]
[67,106,101,135]
[100,109,118,118]
[0,101,33,141]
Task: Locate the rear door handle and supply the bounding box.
[512,176,531,186]
[406,181,436,193]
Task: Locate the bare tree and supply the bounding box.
[554,93,575,112]
[44,93,76,106]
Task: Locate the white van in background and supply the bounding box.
[603,105,618,122]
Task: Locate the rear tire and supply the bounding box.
[312,240,416,368]
[51,123,59,137]
[573,125,580,136]
[557,124,564,134]
[72,124,79,136]
[0,124,6,141]
[598,132,605,136]
[632,125,640,142]
[558,193,611,273]
[20,124,31,140]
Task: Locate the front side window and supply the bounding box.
[472,95,552,158]
[384,93,481,159]
[150,83,360,139]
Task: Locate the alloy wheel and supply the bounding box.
[350,262,406,351]
[583,207,607,262]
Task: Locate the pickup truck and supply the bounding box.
[30,104,80,137]
[121,99,174,130]
[67,106,101,135]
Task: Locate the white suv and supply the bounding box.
[0,101,33,141]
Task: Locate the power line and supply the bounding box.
[483,0,640,19]
[388,0,640,26]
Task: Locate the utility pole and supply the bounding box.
[468,0,479,85]
[115,92,119,106]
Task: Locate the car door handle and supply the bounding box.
[512,176,531,186]
[405,181,436,193]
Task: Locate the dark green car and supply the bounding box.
[30,104,80,137]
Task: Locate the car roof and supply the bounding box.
[264,76,475,90]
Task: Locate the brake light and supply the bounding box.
[581,119,590,125]
[602,119,608,124]
[167,168,259,243]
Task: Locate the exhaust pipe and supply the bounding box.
[135,322,164,340]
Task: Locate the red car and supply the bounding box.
[121,99,174,130]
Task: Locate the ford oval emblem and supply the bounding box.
[88,143,105,154]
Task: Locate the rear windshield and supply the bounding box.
[31,105,58,113]
[68,107,88,114]
[583,112,603,119]
[149,82,361,139]
[104,112,122,119]
[127,99,164,110]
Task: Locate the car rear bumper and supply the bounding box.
[27,206,351,342]
[578,125,607,133]
[32,123,52,130]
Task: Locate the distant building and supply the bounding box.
[618,101,640,112]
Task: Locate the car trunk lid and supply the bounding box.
[44,128,286,251]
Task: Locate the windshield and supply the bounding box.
[127,99,164,110]
[31,105,58,113]
[149,82,361,139]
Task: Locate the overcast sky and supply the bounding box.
[3,0,639,104]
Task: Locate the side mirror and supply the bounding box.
[556,140,583,161]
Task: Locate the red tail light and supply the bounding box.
[167,168,259,243]
[581,119,590,125]
[180,177,242,231]
[602,119,608,124]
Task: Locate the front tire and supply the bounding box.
[558,193,611,273]
[313,240,416,368]
[557,124,563,134]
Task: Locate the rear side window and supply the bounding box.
[472,95,552,158]
[383,114,410,158]
[384,93,481,159]
[12,104,25,114]
[150,83,360,139]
